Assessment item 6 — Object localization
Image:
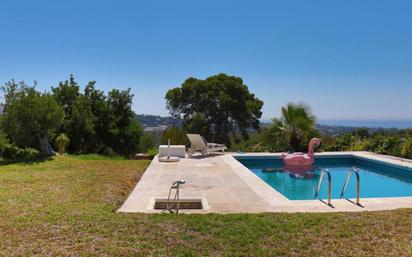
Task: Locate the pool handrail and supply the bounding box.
[340,167,361,205]
[314,168,332,206]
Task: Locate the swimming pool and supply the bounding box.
[236,156,412,200]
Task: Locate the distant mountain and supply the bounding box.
[261,122,360,136]
[315,124,357,136]
[315,123,400,137]
[135,114,402,136]
[135,114,181,131]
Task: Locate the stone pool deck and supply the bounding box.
[119,151,412,213]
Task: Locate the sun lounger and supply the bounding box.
[186,134,227,156]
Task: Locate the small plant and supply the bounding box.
[147,147,159,158]
[55,134,70,155]
[400,136,412,159]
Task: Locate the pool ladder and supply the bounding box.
[314,168,332,206]
[340,168,361,206]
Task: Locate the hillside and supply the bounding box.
[136,114,401,136]
[135,114,181,131]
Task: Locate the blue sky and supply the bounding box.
[1,0,411,121]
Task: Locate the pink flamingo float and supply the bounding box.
[282,138,321,167]
[283,165,315,179]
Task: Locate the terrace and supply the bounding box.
[120,151,412,213]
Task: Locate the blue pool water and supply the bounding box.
[236,156,412,200]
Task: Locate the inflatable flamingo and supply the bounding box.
[283,165,315,179]
[282,138,321,166]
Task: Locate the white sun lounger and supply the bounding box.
[187,134,227,156]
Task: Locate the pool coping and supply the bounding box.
[119,151,412,213]
[223,151,412,212]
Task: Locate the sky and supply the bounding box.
[1,0,411,122]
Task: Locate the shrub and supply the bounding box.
[147,147,159,158]
[160,126,188,146]
[2,144,39,160]
[348,138,368,151]
[366,135,401,156]
[229,133,262,152]
[0,129,9,157]
[323,134,354,151]
[400,136,412,159]
[259,126,290,152]
[323,134,368,152]
[139,133,157,153]
[102,147,116,157]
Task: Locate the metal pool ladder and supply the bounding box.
[161,180,186,213]
[314,168,332,206]
[340,167,361,206]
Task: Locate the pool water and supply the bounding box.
[236,156,412,200]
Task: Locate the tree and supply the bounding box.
[55,134,70,155]
[107,88,143,156]
[52,76,143,156]
[66,95,96,152]
[51,74,80,116]
[2,76,143,157]
[84,82,112,151]
[165,73,263,145]
[52,77,96,153]
[1,80,64,155]
[267,103,317,151]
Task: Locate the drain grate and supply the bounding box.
[154,199,203,210]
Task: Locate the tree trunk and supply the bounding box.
[38,134,55,156]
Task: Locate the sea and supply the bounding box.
[318,120,412,129]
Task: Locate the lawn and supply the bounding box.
[0,156,411,256]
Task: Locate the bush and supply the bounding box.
[400,136,412,159]
[348,139,368,151]
[160,126,188,145]
[259,127,290,152]
[0,129,9,156]
[323,134,354,151]
[323,133,368,152]
[102,147,116,157]
[147,147,159,158]
[139,133,157,153]
[366,135,401,156]
[229,133,262,152]
[2,144,39,160]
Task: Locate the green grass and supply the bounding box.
[70,153,127,160]
[0,156,411,256]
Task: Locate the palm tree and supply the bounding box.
[55,134,70,155]
[270,103,316,151]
